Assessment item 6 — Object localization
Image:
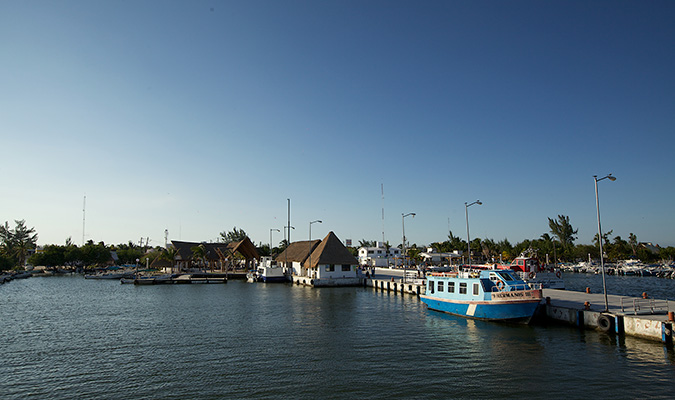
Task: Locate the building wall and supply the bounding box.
[357,246,402,267]
[316,264,358,279]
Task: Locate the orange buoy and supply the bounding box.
[642,292,648,299]
[668,311,674,322]
[584,301,591,310]
[586,287,591,294]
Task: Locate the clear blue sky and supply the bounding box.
[2,1,674,249]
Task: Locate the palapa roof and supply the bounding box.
[226,237,260,260]
[304,231,358,269]
[275,240,321,264]
[171,237,260,261]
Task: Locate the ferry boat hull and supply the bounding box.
[420,294,541,322]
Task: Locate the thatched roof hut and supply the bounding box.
[171,237,260,263]
[304,231,358,268]
[275,240,320,265]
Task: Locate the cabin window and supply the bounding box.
[437,281,444,292]
[326,265,335,272]
[473,283,480,295]
[498,272,514,281]
[428,281,434,293]
[341,264,350,271]
[377,250,382,254]
[459,282,467,294]
[448,282,455,293]
[368,250,374,254]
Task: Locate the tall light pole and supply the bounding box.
[284,225,294,275]
[595,174,616,312]
[402,212,416,282]
[465,200,482,266]
[270,228,280,259]
[309,220,322,278]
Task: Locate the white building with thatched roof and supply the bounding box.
[279,231,360,287]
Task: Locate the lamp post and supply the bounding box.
[402,212,416,283]
[465,200,482,266]
[594,174,616,312]
[283,225,294,275]
[270,228,280,259]
[309,220,322,278]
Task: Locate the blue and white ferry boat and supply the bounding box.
[420,269,543,323]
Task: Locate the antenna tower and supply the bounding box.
[82,195,86,245]
[381,183,385,244]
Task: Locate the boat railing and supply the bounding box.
[491,283,541,292]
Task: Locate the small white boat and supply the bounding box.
[249,257,287,283]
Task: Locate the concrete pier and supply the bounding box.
[541,288,674,344]
[363,277,424,296]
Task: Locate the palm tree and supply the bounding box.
[629,233,638,257]
[0,220,38,268]
[548,215,578,261]
[162,247,179,273]
[191,244,207,271]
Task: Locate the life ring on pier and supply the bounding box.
[497,280,505,290]
[555,271,562,279]
[528,272,535,279]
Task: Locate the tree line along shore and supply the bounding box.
[2,216,673,272]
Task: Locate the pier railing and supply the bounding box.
[620,297,670,315]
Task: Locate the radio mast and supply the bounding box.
[381,183,385,244]
[82,195,86,245]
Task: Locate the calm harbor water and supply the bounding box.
[1,274,674,399]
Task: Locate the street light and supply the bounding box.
[283,225,294,275]
[594,173,616,312]
[309,220,322,278]
[465,200,482,266]
[270,228,280,259]
[402,212,416,282]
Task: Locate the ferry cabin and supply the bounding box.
[426,270,531,299]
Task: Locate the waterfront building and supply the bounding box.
[357,242,402,267]
[418,248,463,266]
[275,239,320,277]
[279,231,360,286]
[171,238,259,272]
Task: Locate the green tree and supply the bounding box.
[358,239,376,248]
[0,220,38,268]
[29,244,65,267]
[220,227,248,244]
[548,215,578,261]
[81,241,111,267]
[628,233,638,257]
[0,254,13,271]
[191,244,208,270]
[161,246,179,272]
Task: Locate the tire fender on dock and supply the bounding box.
[597,314,613,333]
